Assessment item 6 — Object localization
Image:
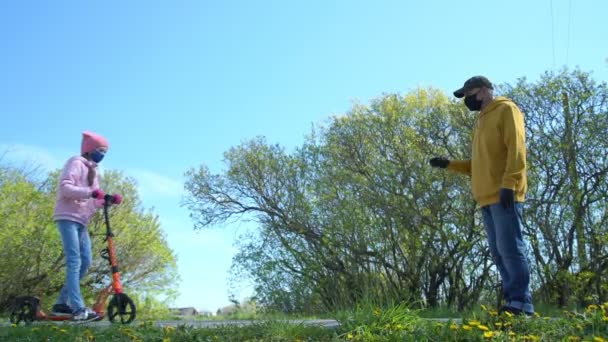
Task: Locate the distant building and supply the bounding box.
[217,304,238,315]
[170,307,198,317]
[170,307,215,317]
[198,310,214,317]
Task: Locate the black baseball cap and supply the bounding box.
[453,76,493,98]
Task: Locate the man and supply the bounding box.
[429,76,534,316]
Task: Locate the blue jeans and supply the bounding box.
[481,203,533,313]
[55,220,92,312]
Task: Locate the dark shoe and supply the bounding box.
[499,305,534,317]
[51,303,72,317]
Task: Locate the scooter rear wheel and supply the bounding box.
[107,293,136,324]
[9,296,38,325]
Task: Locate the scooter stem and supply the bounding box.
[92,285,113,316]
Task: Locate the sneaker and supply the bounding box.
[51,303,73,317]
[86,307,103,321]
[71,308,99,321]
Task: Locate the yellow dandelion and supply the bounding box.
[483,331,495,339]
[449,323,459,330]
[587,305,599,312]
[508,331,516,337]
[522,335,540,342]
[462,325,473,331]
[478,325,490,331]
[468,320,481,326]
[126,333,139,342]
[593,337,607,342]
[347,333,354,340]
[489,310,498,316]
[494,322,503,328]
[504,311,514,318]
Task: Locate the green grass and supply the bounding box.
[185,311,322,321]
[415,301,584,319]
[0,322,337,342]
[416,305,480,319]
[1,303,607,341]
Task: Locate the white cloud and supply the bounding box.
[0,144,183,200]
[0,144,63,172]
[127,169,184,199]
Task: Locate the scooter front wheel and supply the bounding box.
[107,293,136,324]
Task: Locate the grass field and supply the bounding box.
[1,302,607,341]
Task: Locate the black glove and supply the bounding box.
[499,188,514,209]
[429,157,450,169]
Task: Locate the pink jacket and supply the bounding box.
[53,156,104,226]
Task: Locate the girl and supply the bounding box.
[51,131,111,321]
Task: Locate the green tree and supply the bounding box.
[185,69,608,313]
[0,165,179,316]
[184,89,494,312]
[502,68,608,306]
[0,167,60,310]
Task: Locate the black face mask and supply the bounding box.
[464,94,483,111]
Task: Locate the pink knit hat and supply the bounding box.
[81,131,109,154]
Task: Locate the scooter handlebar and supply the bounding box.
[92,189,106,199]
[104,194,122,205]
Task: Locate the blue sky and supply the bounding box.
[1,0,606,312]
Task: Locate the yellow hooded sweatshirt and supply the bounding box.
[447,96,527,207]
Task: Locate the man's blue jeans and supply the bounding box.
[55,220,92,312]
[481,202,534,313]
